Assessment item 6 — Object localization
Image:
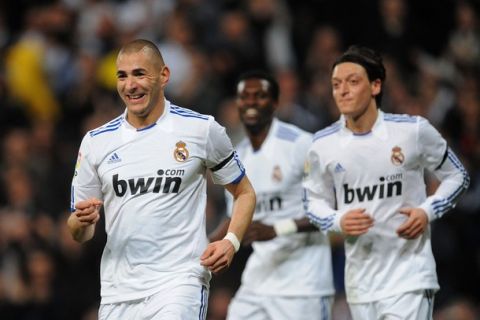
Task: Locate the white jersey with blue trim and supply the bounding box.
[71,99,245,304]
[228,119,335,297]
[303,110,469,303]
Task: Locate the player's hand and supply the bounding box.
[242,222,276,246]
[340,209,374,236]
[396,207,428,239]
[200,239,235,274]
[74,198,102,226]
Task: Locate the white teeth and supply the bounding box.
[245,109,258,116]
[129,94,143,99]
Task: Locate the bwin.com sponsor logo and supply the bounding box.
[112,169,185,196]
[343,173,403,204]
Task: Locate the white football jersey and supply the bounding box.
[304,110,469,303]
[228,119,335,297]
[71,99,245,304]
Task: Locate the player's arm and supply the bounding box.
[241,218,318,245]
[242,132,352,241]
[201,176,255,274]
[303,147,373,236]
[396,117,470,239]
[67,198,103,243]
[69,136,103,243]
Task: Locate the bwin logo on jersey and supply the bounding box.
[112,169,185,196]
[256,193,283,212]
[343,173,403,204]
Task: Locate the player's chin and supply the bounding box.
[129,105,151,117]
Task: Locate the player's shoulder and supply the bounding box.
[168,103,212,123]
[382,112,419,125]
[274,119,313,143]
[87,114,124,139]
[312,120,342,143]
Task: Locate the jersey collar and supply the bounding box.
[338,110,389,144]
[121,98,171,131]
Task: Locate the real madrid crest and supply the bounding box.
[391,146,405,166]
[174,141,189,162]
[272,165,283,182]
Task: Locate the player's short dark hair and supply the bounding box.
[236,70,280,102]
[333,45,386,106]
[120,39,165,66]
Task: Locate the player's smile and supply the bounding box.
[126,93,146,101]
[242,107,260,123]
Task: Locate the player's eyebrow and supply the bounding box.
[116,68,147,77]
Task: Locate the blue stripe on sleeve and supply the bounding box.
[431,149,470,218]
[70,185,75,212]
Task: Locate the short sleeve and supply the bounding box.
[70,135,103,211]
[205,119,245,185]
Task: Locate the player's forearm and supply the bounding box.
[420,155,470,221]
[227,177,256,242]
[294,217,319,232]
[228,190,256,241]
[305,192,341,233]
[67,214,95,243]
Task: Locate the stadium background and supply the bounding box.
[0,0,478,319]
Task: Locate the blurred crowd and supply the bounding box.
[0,0,479,319]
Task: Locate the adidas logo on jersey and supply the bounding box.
[343,173,403,204]
[112,169,185,196]
[334,163,345,173]
[107,153,122,164]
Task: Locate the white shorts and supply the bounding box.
[349,289,435,320]
[98,284,209,320]
[226,288,333,320]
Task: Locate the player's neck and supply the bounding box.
[345,104,378,134]
[127,101,165,129]
[248,123,271,151]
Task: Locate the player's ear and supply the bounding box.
[371,79,381,97]
[160,65,170,88]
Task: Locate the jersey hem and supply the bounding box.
[346,284,439,304]
[239,286,335,298]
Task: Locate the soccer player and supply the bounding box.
[67,39,256,319]
[211,71,335,320]
[303,45,470,319]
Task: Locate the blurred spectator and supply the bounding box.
[434,298,479,320]
[246,0,296,71]
[275,68,322,132]
[446,1,480,70]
